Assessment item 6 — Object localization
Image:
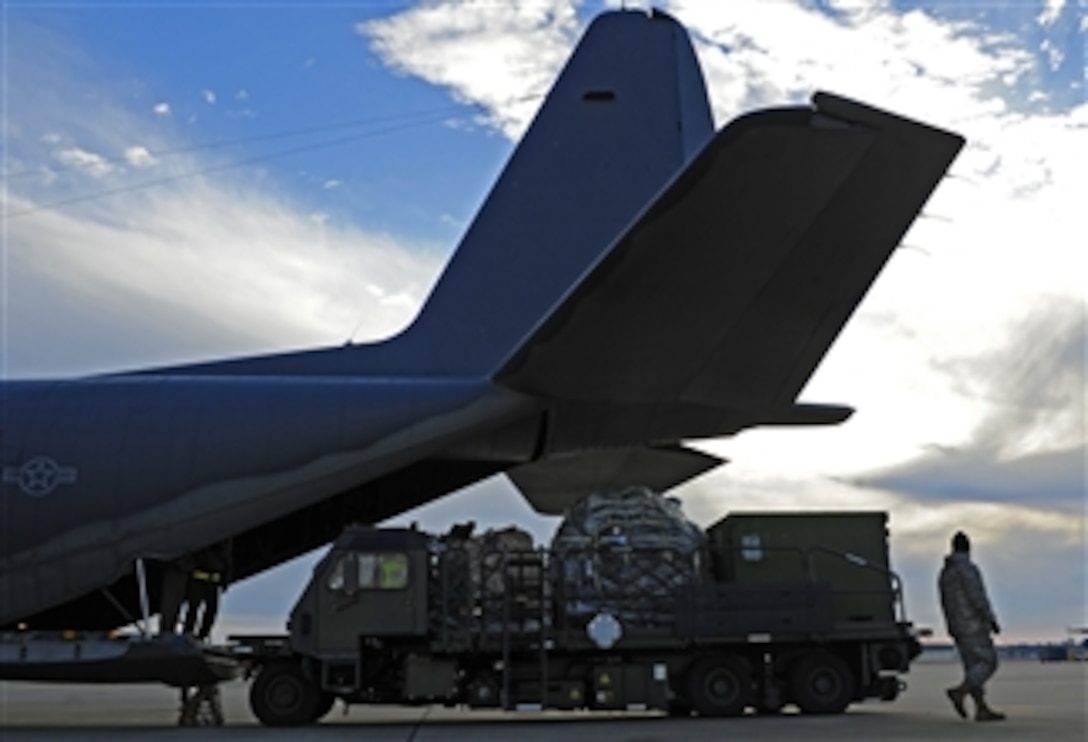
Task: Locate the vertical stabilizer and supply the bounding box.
[132,10,713,379]
[397,9,713,375]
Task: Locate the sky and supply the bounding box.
[2,0,1085,644]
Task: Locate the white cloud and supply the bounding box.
[201,88,216,105]
[671,1,1033,123]
[123,145,156,168]
[322,179,341,190]
[234,89,249,101]
[1041,37,1065,69]
[54,146,113,178]
[1038,0,1066,26]
[6,179,443,372]
[152,101,171,116]
[361,0,581,139]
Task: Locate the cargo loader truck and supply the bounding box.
[232,491,919,726]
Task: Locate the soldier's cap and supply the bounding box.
[952,531,970,552]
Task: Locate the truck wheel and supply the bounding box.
[686,655,752,717]
[250,661,321,726]
[790,651,855,715]
[667,698,694,717]
[312,692,336,722]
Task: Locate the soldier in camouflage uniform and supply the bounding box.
[938,531,1005,722]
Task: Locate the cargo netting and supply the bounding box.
[550,488,705,628]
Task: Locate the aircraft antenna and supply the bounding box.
[345,315,366,346]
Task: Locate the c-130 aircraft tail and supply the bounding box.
[1,8,962,636]
[161,9,715,380]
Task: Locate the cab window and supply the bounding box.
[325,552,408,593]
[325,556,347,592]
[361,553,409,590]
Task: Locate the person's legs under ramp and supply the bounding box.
[159,566,188,635]
[196,585,219,640]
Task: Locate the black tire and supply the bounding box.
[312,692,336,722]
[790,651,855,715]
[250,661,321,726]
[686,655,753,717]
[667,698,694,717]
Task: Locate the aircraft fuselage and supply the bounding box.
[0,375,535,627]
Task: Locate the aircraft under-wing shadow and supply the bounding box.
[0,7,963,653]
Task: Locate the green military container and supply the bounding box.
[705,512,896,625]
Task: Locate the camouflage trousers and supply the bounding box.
[954,631,998,692]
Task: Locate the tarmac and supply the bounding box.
[1,658,1085,741]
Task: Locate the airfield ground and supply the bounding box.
[1,657,1084,740]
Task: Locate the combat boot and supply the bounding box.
[945,685,968,719]
[969,688,1006,722]
[976,705,1006,722]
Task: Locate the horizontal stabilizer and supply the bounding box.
[760,403,854,427]
[508,445,723,514]
[497,92,964,430]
